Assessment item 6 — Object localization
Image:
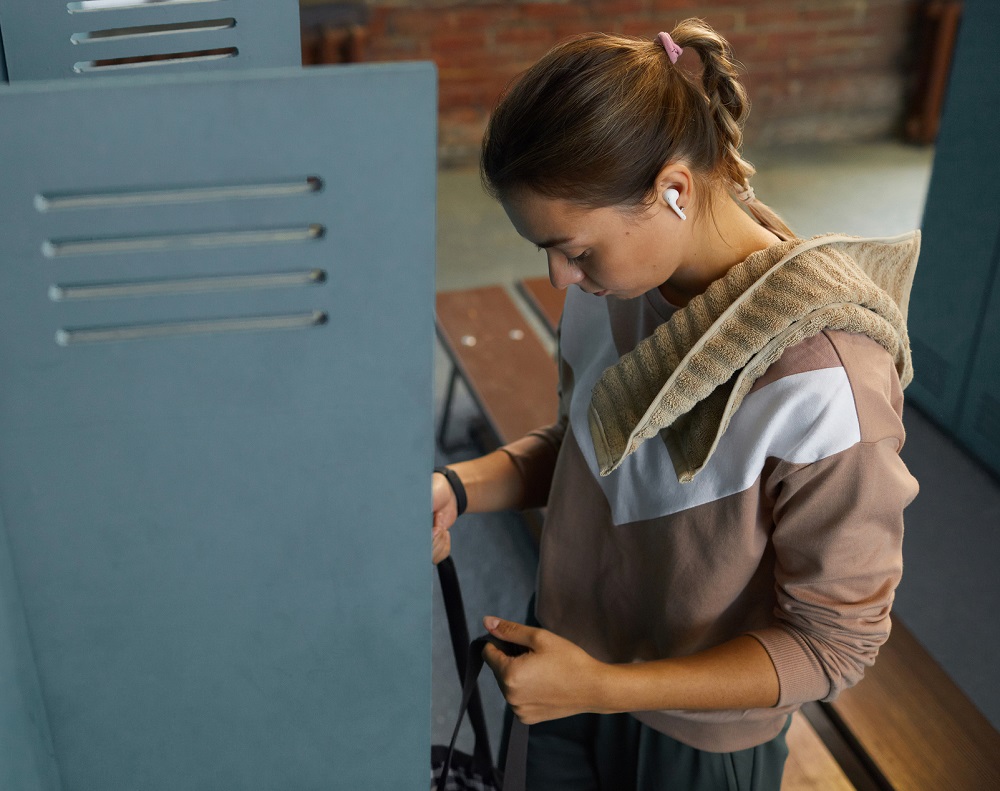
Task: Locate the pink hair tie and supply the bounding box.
[657,32,683,64]
[735,181,756,203]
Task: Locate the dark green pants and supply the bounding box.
[517,710,790,791]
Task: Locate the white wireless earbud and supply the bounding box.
[663,188,687,221]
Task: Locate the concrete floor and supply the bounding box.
[431,141,1000,759]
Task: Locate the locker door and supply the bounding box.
[0,63,436,790]
[906,0,1000,430]
[0,507,60,791]
[0,0,301,81]
[957,228,1000,477]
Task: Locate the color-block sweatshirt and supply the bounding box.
[499,236,920,753]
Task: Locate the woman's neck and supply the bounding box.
[660,196,782,306]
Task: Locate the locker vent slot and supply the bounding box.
[74,47,237,72]
[50,270,326,301]
[43,225,325,256]
[37,178,322,211]
[974,393,1000,449]
[68,0,224,12]
[71,18,236,44]
[56,311,328,345]
[910,337,950,399]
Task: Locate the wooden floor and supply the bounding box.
[783,711,854,790]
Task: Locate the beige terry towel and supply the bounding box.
[588,232,921,482]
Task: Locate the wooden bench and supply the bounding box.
[517,276,565,336]
[435,285,557,453]
[434,278,1000,790]
[824,621,1000,789]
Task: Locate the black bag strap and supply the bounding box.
[437,556,494,770]
[436,557,529,791]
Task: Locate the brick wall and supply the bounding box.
[303,1,920,164]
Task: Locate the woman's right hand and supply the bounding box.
[432,471,459,564]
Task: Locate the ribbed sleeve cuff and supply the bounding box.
[747,626,830,707]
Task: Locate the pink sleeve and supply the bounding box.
[748,436,918,706]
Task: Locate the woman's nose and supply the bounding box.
[547,252,583,290]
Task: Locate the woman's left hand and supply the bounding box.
[481,616,608,724]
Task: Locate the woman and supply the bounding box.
[432,19,919,790]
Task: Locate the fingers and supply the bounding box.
[431,473,458,540]
[482,641,508,677]
[431,529,451,565]
[431,473,457,564]
[431,473,458,534]
[483,616,541,650]
[481,639,535,725]
[481,620,530,678]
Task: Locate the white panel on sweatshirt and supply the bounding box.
[560,287,863,523]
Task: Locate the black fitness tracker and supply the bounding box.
[434,466,467,516]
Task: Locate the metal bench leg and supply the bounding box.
[438,364,473,453]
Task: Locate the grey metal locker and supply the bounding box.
[0,63,436,790]
[0,0,301,81]
[907,0,1000,468]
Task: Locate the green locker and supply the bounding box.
[958,240,1000,474]
[907,0,1000,477]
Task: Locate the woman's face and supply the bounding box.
[502,189,688,300]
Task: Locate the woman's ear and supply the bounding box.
[655,163,694,211]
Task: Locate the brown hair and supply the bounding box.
[481,18,794,239]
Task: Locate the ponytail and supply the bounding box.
[670,19,795,240]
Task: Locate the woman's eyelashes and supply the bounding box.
[534,245,590,265]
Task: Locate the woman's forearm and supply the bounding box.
[597,635,780,712]
[483,619,781,725]
[448,450,526,513]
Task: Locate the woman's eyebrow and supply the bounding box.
[535,236,574,249]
